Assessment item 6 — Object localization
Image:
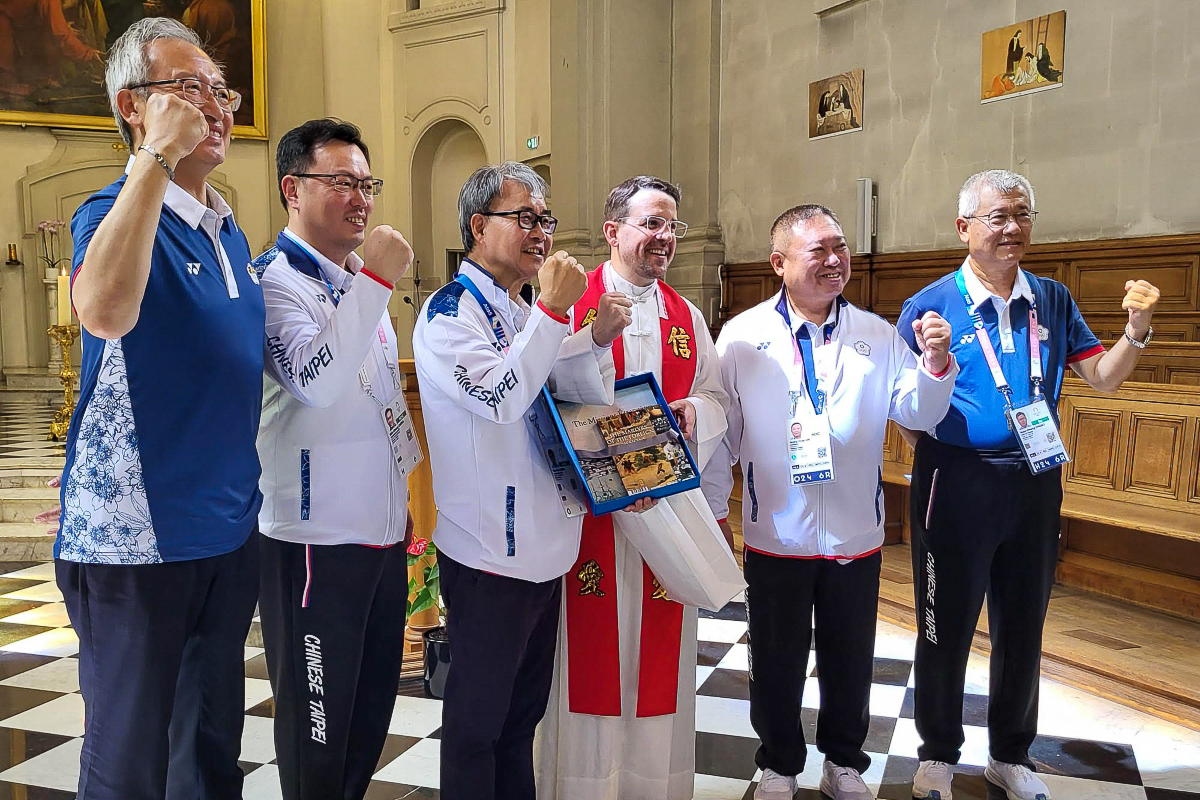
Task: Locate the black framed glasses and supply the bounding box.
[291,173,384,197]
[129,78,242,112]
[481,210,558,234]
[963,211,1038,231]
[618,215,689,238]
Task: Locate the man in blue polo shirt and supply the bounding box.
[898,170,1159,800]
[57,18,264,800]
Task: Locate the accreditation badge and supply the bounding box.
[1006,398,1070,475]
[381,396,423,480]
[787,409,835,486]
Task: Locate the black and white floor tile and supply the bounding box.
[0,402,63,464]
[0,562,1194,799]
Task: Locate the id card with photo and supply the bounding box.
[1006,398,1070,474]
[787,412,835,485]
[381,396,423,480]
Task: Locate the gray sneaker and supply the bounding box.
[819,761,875,800]
[984,758,1051,800]
[911,760,953,800]
[754,767,797,800]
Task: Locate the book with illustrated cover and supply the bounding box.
[540,374,701,514]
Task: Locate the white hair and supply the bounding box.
[106,17,204,146]
[958,169,1036,218]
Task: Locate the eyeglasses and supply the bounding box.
[964,211,1038,231]
[481,210,558,234]
[618,215,689,238]
[129,78,242,112]
[291,173,384,197]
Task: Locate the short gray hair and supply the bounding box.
[106,17,204,146]
[958,169,1036,218]
[458,162,548,253]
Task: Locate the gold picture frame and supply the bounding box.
[0,0,267,139]
[981,11,1066,104]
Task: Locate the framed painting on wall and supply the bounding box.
[0,0,267,139]
[981,11,1066,103]
[809,69,863,141]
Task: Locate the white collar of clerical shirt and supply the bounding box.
[602,261,667,319]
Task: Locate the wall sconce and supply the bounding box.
[6,243,21,266]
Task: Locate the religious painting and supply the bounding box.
[808,69,863,141]
[981,11,1066,104]
[0,0,267,138]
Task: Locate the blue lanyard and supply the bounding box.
[276,231,345,306]
[954,270,1043,404]
[775,292,838,415]
[455,265,510,349]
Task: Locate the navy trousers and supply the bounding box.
[57,532,259,800]
[437,551,561,800]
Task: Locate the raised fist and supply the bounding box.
[140,91,209,166]
[1121,279,1159,339]
[537,251,587,316]
[590,291,632,347]
[912,311,951,374]
[362,225,414,285]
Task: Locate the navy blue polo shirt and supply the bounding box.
[898,262,1103,450]
[57,175,266,563]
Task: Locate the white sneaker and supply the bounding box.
[984,758,1052,800]
[911,760,954,800]
[754,767,797,800]
[819,760,875,800]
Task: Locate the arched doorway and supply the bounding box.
[410,120,488,303]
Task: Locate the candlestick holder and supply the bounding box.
[47,324,80,441]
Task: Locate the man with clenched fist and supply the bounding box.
[252,118,416,800]
[899,170,1160,800]
[703,205,957,800]
[413,162,628,800]
[56,18,264,800]
[538,175,730,800]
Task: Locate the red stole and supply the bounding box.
[564,264,698,717]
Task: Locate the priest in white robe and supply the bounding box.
[535,175,730,800]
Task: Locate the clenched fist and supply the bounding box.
[362,225,414,285]
[591,291,632,347]
[537,251,587,316]
[911,311,952,375]
[1121,279,1159,340]
[140,91,210,166]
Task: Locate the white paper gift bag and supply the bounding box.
[613,486,745,611]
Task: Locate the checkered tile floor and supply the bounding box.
[0,562,1195,799]
[0,402,63,463]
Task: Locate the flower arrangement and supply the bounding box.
[406,537,443,618]
[37,219,68,275]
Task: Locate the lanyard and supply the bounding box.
[456,266,511,349]
[276,231,399,404]
[775,293,837,415]
[954,270,1043,407]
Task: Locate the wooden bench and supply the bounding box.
[882,379,1200,620]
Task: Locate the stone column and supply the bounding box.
[549,0,724,325]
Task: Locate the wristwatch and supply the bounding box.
[1124,324,1153,349]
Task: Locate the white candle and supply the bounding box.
[57,272,71,326]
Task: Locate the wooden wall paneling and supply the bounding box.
[1123,413,1186,499]
[1059,394,1124,491]
[1188,419,1200,505]
[1067,255,1199,314]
